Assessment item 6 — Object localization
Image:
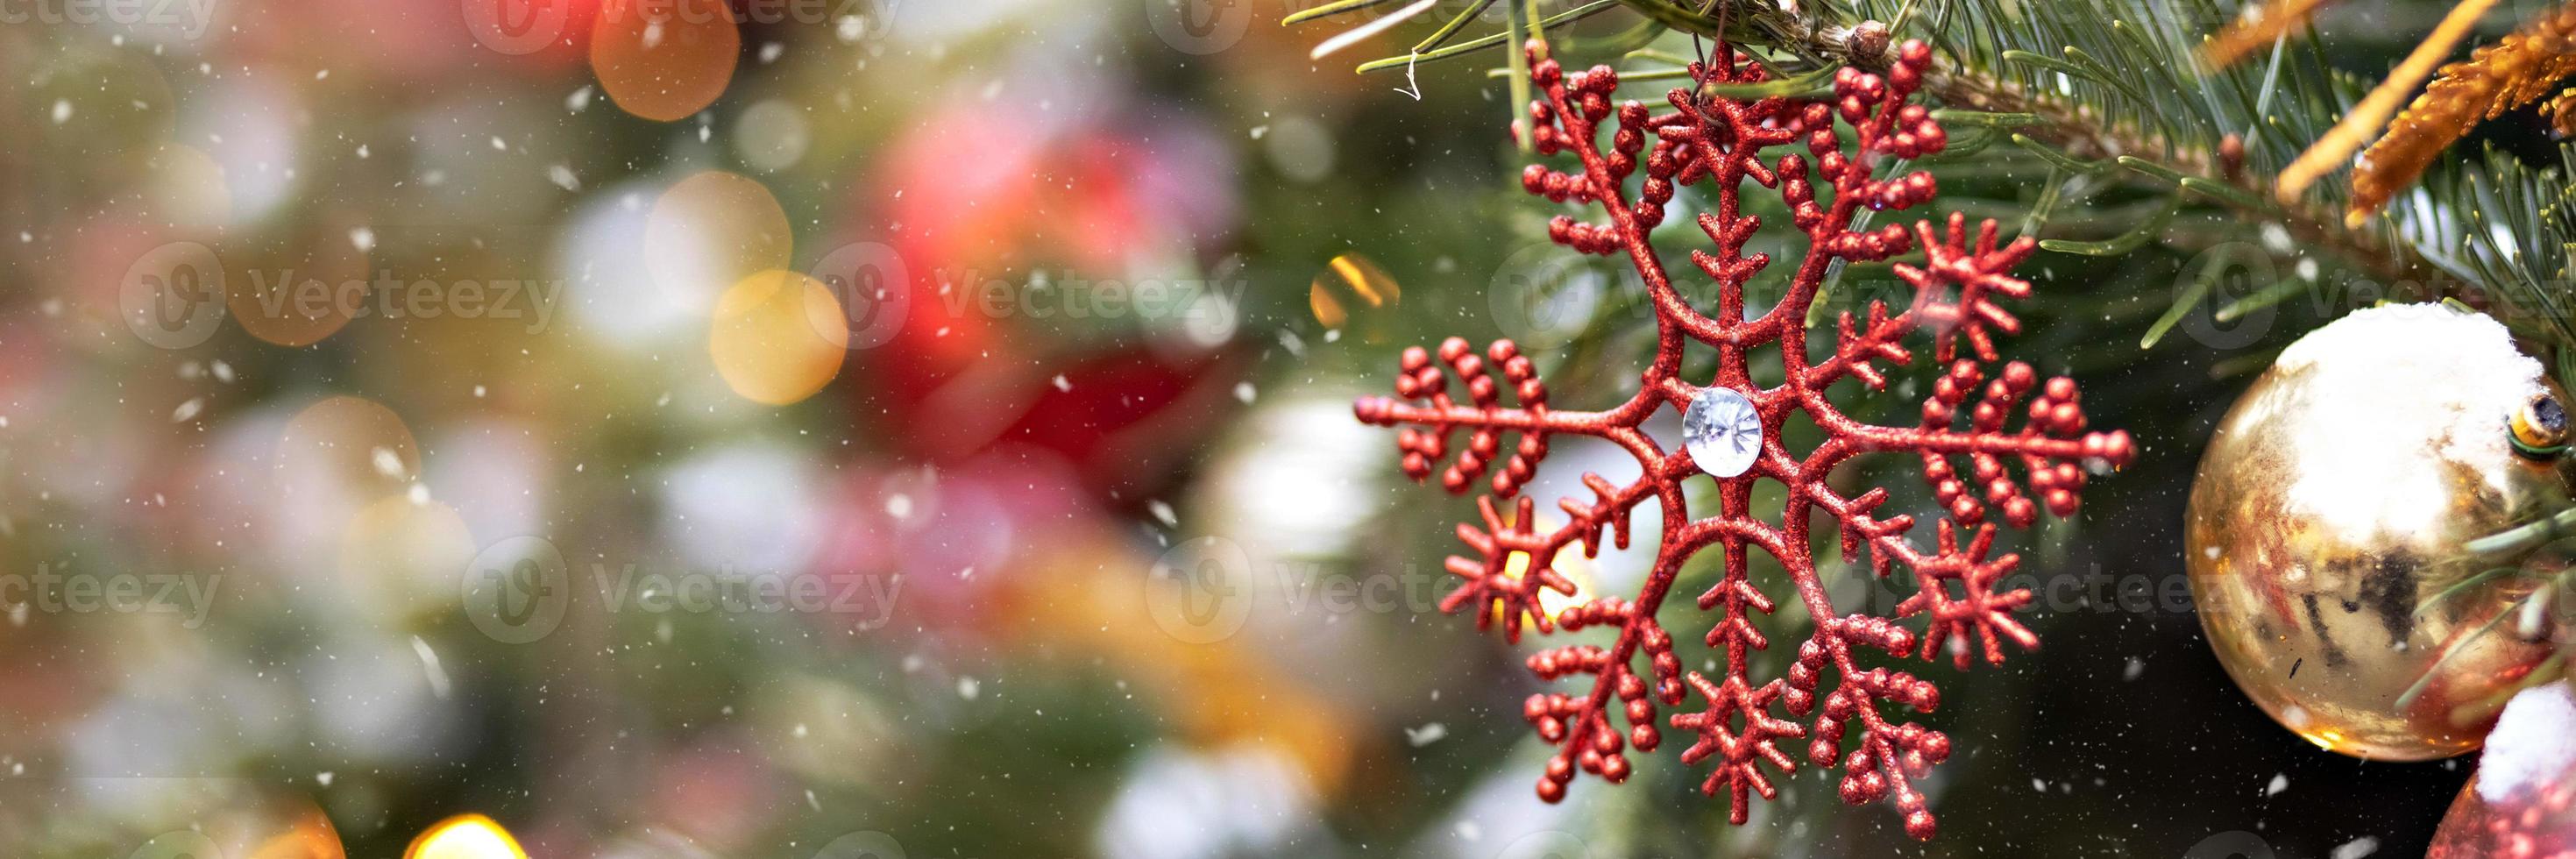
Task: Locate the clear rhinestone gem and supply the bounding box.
[1684,387,1763,479]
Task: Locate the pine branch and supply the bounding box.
[1285,0,2575,335]
[2345,1,2576,223]
[1622,0,2436,287]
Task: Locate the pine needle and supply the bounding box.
[2274,0,2501,207]
[1309,0,1440,60]
[1283,0,1409,25]
[2347,1,2576,224]
[2199,0,2339,71]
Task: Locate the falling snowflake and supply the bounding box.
[1353,39,2134,839]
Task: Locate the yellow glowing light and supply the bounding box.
[1309,252,1400,330]
[589,0,739,121]
[709,268,847,405]
[406,814,529,859]
[1488,528,1596,629]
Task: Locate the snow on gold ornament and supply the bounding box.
[2188,303,2569,760]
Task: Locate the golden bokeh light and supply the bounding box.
[1309,252,1400,330]
[709,268,847,405]
[276,396,423,505]
[405,814,529,859]
[1484,514,1596,630]
[588,0,739,122]
[644,170,793,302]
[1490,543,1596,630]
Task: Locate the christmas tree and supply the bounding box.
[1,0,2572,856]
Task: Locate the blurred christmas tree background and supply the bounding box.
[1,0,2572,855]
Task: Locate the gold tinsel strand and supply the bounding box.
[2274,0,2500,209]
[2200,0,2342,70]
[2549,85,2576,138]
[2347,1,2576,224]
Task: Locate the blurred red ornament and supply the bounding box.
[2430,683,2576,859]
[234,0,592,80]
[1353,39,2134,840]
[854,99,1245,500]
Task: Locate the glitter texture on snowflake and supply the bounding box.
[1352,39,2135,840]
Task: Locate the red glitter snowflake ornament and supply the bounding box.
[1353,39,2135,840]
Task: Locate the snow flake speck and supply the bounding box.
[1404,723,1446,747]
[370,446,407,478]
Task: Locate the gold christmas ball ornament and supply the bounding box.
[2187,303,2571,760]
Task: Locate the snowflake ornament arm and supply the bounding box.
[1352,39,2136,840]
